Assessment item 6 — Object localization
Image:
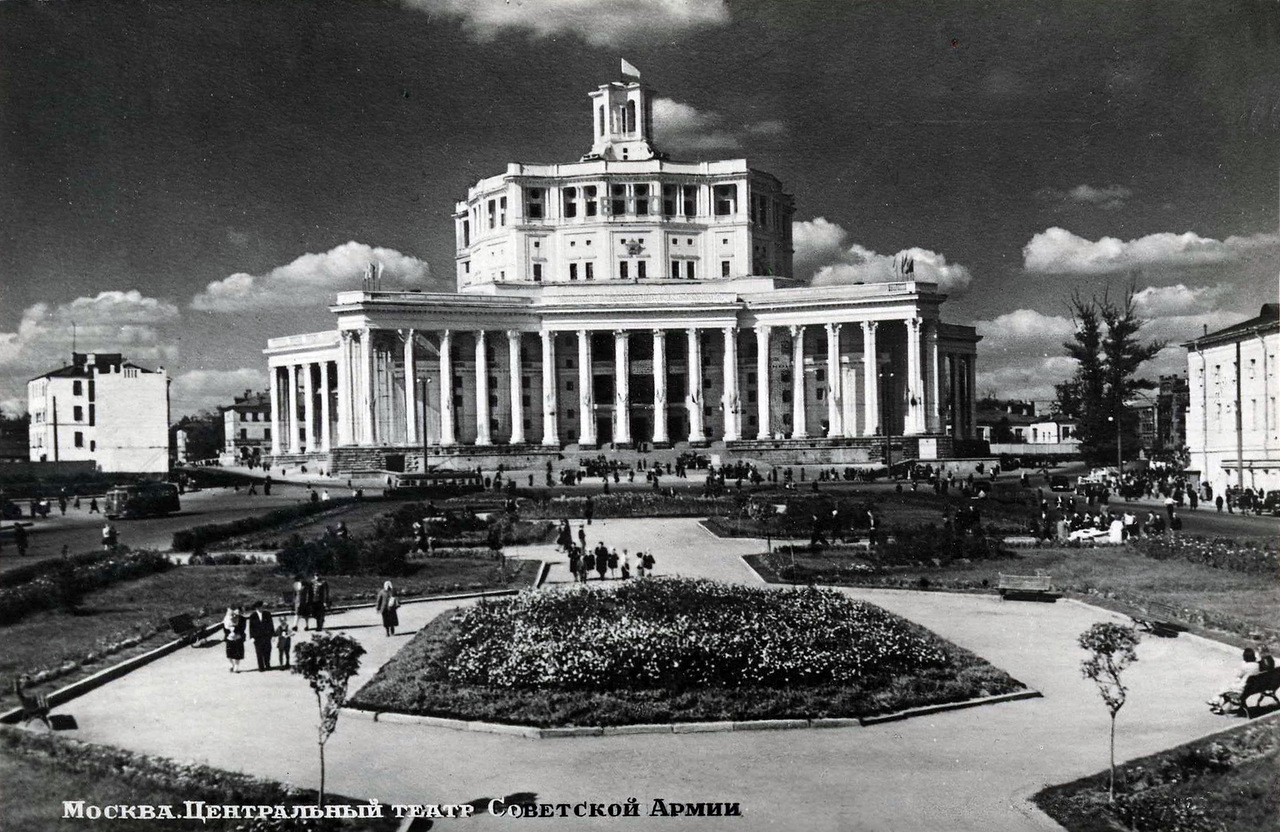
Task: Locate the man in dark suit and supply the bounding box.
[248,601,274,671]
[311,574,331,631]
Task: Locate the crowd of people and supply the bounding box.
[554,519,655,582]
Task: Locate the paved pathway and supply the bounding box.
[57,518,1242,831]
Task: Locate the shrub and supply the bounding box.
[171,500,354,552]
[1130,535,1278,575]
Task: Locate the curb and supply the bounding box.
[340,686,1041,739]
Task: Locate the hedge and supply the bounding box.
[171,499,355,552]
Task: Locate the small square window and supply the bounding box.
[566,380,575,391]
[567,409,576,420]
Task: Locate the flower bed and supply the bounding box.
[349,578,1023,726]
[1035,715,1280,832]
[522,493,739,519]
[1130,535,1278,576]
[0,726,396,831]
[0,549,173,626]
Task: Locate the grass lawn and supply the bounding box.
[0,558,541,712]
[205,498,399,550]
[746,544,1280,640]
[349,579,1024,727]
[1035,715,1280,832]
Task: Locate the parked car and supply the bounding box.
[1049,475,1073,492]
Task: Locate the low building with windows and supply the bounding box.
[265,70,981,474]
[1184,303,1279,492]
[219,389,272,465]
[27,353,170,473]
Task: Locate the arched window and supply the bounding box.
[626,100,636,134]
[598,106,605,136]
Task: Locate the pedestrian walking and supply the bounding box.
[222,607,246,673]
[568,546,581,582]
[311,574,330,631]
[102,522,118,552]
[595,544,609,581]
[641,551,656,576]
[375,581,399,636]
[583,548,596,581]
[13,523,28,557]
[89,497,100,514]
[608,548,619,578]
[577,525,587,552]
[292,576,312,631]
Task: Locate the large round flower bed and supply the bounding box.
[349,578,1024,727]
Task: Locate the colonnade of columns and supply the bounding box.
[272,319,978,455]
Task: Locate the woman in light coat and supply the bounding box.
[375,581,399,636]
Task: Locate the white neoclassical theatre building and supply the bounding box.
[265,71,981,474]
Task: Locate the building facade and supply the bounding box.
[27,353,171,473]
[220,389,273,464]
[265,73,981,473]
[1136,374,1189,457]
[1184,303,1280,492]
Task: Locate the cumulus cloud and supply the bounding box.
[0,290,181,412]
[408,0,729,46]
[791,217,972,295]
[1034,184,1133,211]
[171,367,269,416]
[971,309,1081,400]
[1023,227,1280,275]
[1130,283,1231,318]
[190,242,432,313]
[651,97,785,154]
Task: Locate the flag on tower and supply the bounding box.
[621,59,641,79]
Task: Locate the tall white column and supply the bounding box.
[825,322,842,438]
[507,331,525,444]
[287,363,301,453]
[906,317,924,435]
[755,325,771,440]
[686,328,705,442]
[439,330,456,446]
[652,329,669,445]
[336,333,351,446]
[577,330,596,446]
[927,322,941,434]
[540,331,558,446]
[402,330,417,445]
[474,330,491,446]
[722,326,740,441]
[614,330,631,445]
[966,356,978,440]
[862,321,879,436]
[269,366,282,455]
[790,325,807,438]
[301,362,315,452]
[320,360,332,452]
[363,329,377,444]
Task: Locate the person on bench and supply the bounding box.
[1209,648,1260,714]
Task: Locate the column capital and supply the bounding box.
[506,329,522,341]
[754,323,772,334]
[685,326,700,337]
[540,329,553,342]
[614,328,630,339]
[789,323,806,338]
[397,328,416,342]
[907,316,923,331]
[652,327,667,339]
[862,320,878,334]
[826,321,842,334]
[340,329,355,343]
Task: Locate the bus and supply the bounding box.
[385,470,484,498]
[103,482,181,519]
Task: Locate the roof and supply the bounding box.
[30,353,155,382]
[1184,303,1279,349]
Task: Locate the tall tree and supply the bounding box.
[1057,289,1164,465]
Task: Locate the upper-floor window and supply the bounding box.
[73,380,83,396]
[662,185,678,217]
[634,184,649,216]
[462,219,470,247]
[499,196,507,226]
[487,199,496,229]
[584,186,598,217]
[73,405,83,421]
[714,184,737,216]
[625,100,637,133]
[611,184,627,216]
[525,188,544,220]
[563,187,578,218]
[74,431,84,448]
[683,185,698,217]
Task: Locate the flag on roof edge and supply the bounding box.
[621,59,641,79]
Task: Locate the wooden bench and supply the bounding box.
[1130,601,1184,637]
[168,613,208,646]
[997,573,1053,601]
[12,678,51,729]
[1222,669,1280,718]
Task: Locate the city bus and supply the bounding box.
[103,482,181,519]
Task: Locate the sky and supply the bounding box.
[1,0,1278,417]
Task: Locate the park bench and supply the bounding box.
[997,573,1054,601]
[168,613,209,646]
[12,678,51,729]
[1130,601,1184,637]
[1222,669,1280,718]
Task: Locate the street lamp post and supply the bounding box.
[1108,412,1122,475]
